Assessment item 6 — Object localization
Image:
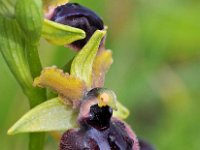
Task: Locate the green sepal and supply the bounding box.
[15,0,43,45]
[0,16,33,91]
[42,19,86,45]
[71,30,106,88]
[113,101,130,120]
[15,0,45,88]
[8,97,78,135]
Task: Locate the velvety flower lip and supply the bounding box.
[50,3,105,50]
[60,88,139,150]
[60,119,139,150]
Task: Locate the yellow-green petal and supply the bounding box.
[8,97,77,135]
[42,19,86,45]
[71,30,106,88]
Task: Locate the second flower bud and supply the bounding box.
[50,3,105,50]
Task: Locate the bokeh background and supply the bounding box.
[1,0,200,149]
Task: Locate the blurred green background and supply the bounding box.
[1,0,200,149]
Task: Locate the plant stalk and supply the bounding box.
[26,44,46,150]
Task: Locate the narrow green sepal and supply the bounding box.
[8,97,77,135]
[15,0,45,79]
[71,30,106,88]
[42,19,86,45]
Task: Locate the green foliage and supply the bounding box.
[0,0,46,149]
[0,16,33,93]
[15,0,43,45]
[0,0,16,17]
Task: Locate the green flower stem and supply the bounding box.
[28,89,46,150]
[29,133,45,150]
[26,45,43,78]
[26,45,47,150]
[1,1,46,149]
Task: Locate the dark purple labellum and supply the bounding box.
[51,3,104,50]
[60,118,138,150]
[87,105,113,130]
[60,88,139,150]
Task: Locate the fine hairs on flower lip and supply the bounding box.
[50,2,105,50]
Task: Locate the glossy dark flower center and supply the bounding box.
[87,104,112,130]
